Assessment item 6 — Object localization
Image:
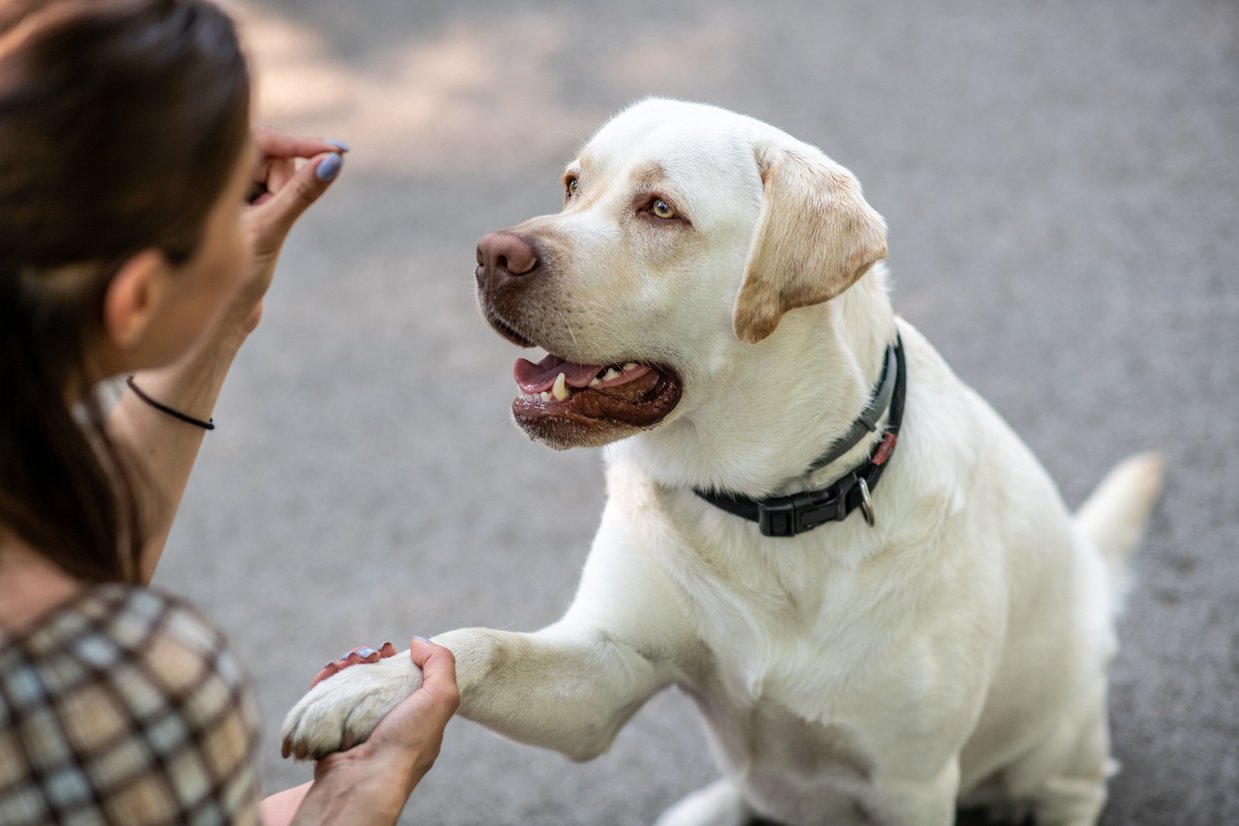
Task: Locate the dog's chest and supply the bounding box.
[691,680,874,775]
[683,676,881,824]
[653,500,918,818]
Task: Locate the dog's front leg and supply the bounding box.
[281,621,670,762]
[435,622,671,761]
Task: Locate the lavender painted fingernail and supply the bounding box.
[316,152,343,182]
[325,138,350,152]
[358,648,377,659]
[413,635,430,643]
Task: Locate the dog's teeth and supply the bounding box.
[540,391,551,402]
[552,372,570,401]
[603,368,620,382]
[589,378,602,388]
[623,363,638,371]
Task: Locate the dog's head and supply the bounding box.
[475,98,887,450]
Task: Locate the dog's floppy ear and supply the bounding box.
[733,144,888,344]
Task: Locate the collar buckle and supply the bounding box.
[757,477,857,537]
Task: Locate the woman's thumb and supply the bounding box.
[263,151,343,239]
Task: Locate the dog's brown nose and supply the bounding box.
[476,231,539,291]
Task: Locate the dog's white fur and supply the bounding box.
[282,99,1162,826]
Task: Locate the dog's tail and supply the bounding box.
[1074,452,1164,605]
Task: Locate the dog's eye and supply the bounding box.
[651,198,676,220]
[565,177,580,198]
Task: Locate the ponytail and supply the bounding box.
[0,262,143,582]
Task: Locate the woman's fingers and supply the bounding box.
[247,151,343,248]
[263,157,295,200]
[245,127,348,247]
[253,125,347,161]
[309,642,396,689]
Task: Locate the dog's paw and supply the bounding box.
[280,652,422,760]
[654,778,751,826]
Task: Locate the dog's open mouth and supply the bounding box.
[511,352,682,438]
[479,301,682,446]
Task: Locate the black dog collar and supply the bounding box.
[694,335,906,537]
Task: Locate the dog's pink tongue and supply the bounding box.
[514,354,603,393]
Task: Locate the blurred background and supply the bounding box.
[156,1,1237,823]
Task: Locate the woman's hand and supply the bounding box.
[331,638,460,791]
[228,128,348,338]
[262,638,460,826]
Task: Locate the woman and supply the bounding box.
[0,1,458,824]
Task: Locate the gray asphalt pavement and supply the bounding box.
[156,1,1238,823]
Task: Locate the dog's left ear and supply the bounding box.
[733,144,888,344]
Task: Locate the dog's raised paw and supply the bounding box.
[280,652,422,760]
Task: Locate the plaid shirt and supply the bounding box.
[0,584,262,826]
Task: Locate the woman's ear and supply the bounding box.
[733,143,887,344]
[102,249,169,352]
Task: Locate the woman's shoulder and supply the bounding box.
[2,582,249,698]
[0,580,260,737]
[0,583,262,826]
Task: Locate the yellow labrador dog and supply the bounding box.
[282,99,1162,826]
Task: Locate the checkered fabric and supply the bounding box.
[0,584,262,826]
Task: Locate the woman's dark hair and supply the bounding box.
[0,0,250,582]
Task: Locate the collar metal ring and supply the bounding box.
[858,477,876,527]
